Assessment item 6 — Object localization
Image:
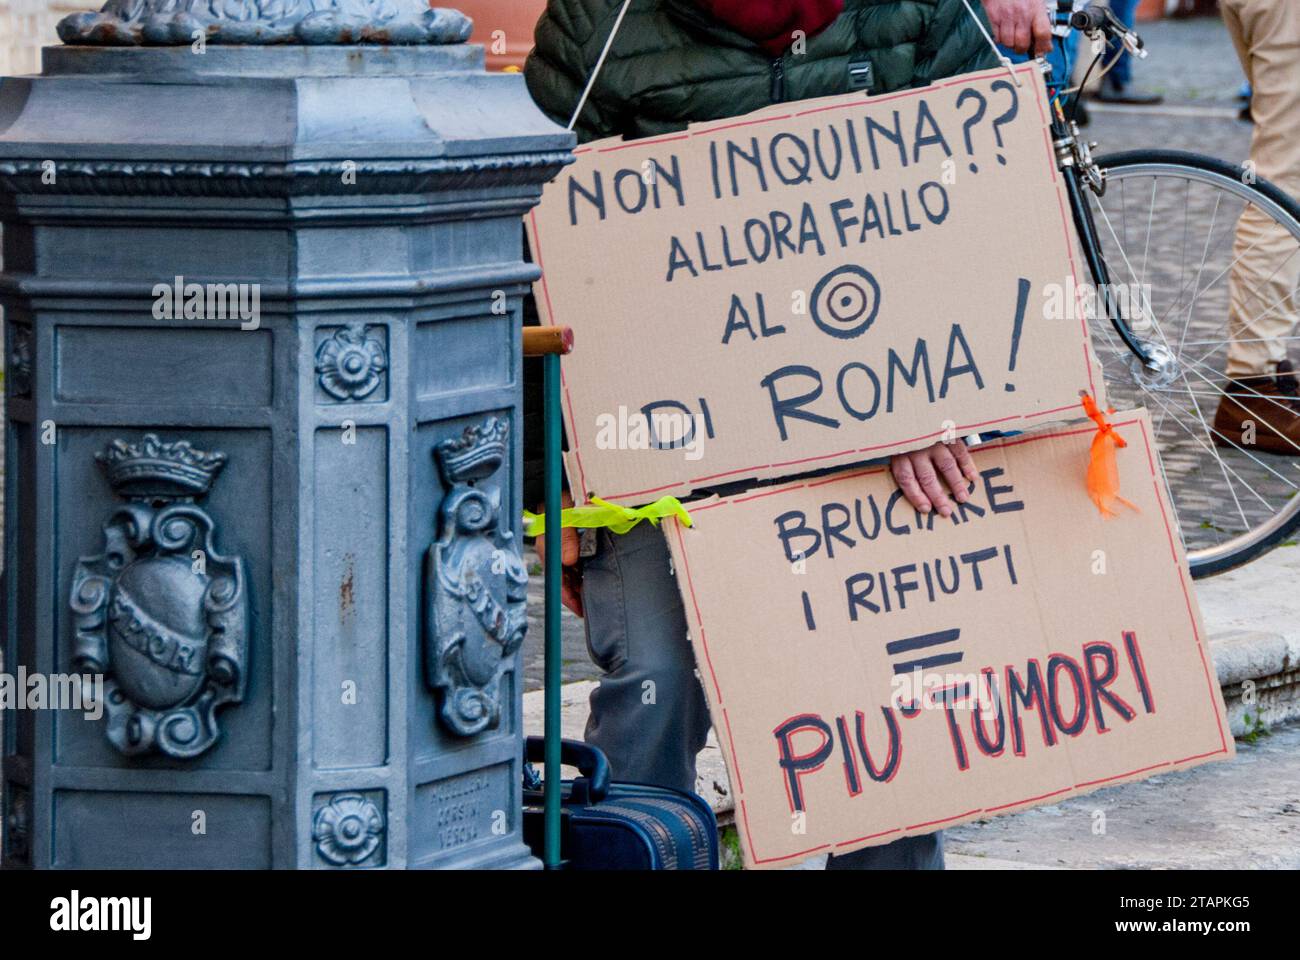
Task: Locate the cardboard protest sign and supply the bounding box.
[662,408,1233,868]
[528,63,1104,505]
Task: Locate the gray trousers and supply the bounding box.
[579,522,944,870]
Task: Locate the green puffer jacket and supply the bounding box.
[525,0,999,144]
[521,0,998,508]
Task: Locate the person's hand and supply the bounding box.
[535,490,584,617]
[890,440,980,518]
[981,0,1053,56]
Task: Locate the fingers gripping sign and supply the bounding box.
[890,438,979,518]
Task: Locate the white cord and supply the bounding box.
[567,0,634,131]
[1060,42,1125,96]
[958,0,1022,87]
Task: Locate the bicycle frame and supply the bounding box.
[1039,14,1156,369]
[1056,121,1154,365]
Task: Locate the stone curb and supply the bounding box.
[1210,631,1300,736]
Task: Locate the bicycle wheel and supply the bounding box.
[1084,150,1300,578]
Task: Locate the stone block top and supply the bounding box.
[57,0,473,47]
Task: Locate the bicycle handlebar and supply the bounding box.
[1069,6,1109,31]
[1069,4,1147,58]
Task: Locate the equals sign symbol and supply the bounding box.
[887,628,964,675]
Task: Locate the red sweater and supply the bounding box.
[695,0,845,56]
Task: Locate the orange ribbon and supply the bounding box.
[1081,394,1138,518]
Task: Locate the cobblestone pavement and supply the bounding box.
[1110,14,1246,106]
[946,719,1300,869]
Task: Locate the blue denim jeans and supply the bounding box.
[580,522,944,870]
[1017,0,1136,88]
[1103,0,1139,87]
[999,29,1077,97]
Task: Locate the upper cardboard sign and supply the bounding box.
[529,64,1105,505]
[662,409,1232,869]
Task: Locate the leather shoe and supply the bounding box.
[1094,82,1164,105]
[1213,360,1300,455]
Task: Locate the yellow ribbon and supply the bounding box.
[523,495,693,538]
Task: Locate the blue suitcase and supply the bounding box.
[522,736,719,870]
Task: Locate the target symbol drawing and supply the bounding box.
[810,264,881,340]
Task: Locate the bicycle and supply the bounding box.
[1041,3,1300,578]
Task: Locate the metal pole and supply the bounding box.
[543,350,564,869]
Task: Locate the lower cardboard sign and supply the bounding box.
[663,408,1233,868]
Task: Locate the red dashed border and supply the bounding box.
[672,417,1229,866]
[532,64,1100,503]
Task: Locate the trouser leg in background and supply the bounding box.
[1221,0,1300,379]
[827,833,945,870]
[581,523,712,795]
[1103,0,1138,87]
[579,521,946,869]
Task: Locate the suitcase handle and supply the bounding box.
[524,736,611,803]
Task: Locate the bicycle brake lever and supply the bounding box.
[1101,6,1147,58]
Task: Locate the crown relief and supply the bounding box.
[96,434,227,500]
[435,418,508,485]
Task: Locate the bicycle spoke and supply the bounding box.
[1137,388,1272,513]
[1177,201,1295,334]
[1188,264,1300,370]
[1176,367,1251,533]
[1179,335,1300,348]
[1141,177,1156,292]
[1092,199,1176,354]
[1172,178,1220,359]
[1141,184,1224,334]
[1092,317,1255,529]
[1178,349,1300,425]
[1105,341,1300,494]
[1175,177,1189,328]
[1145,384,1292,501]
